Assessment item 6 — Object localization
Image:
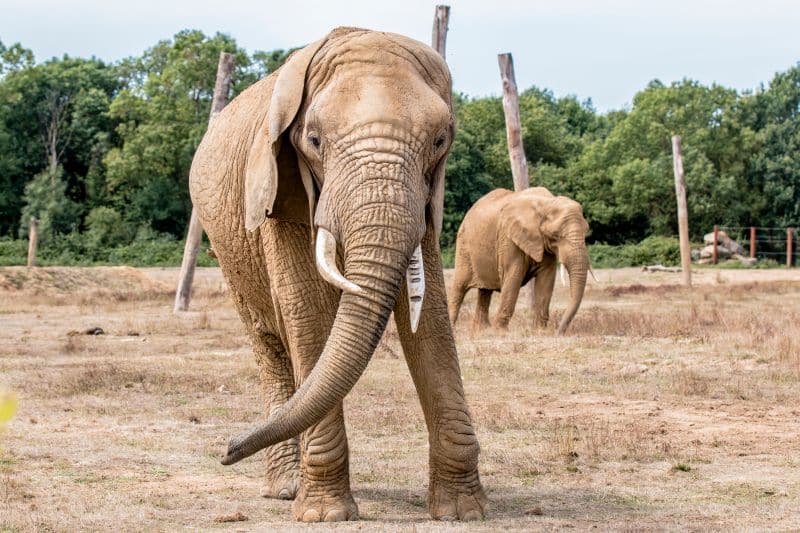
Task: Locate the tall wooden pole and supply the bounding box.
[26,218,38,268]
[432,5,450,58]
[671,135,691,286]
[498,52,535,307]
[174,52,235,313]
[498,53,529,192]
[750,226,756,258]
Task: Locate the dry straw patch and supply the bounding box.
[1,267,799,530]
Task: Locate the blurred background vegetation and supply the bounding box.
[1,31,798,268]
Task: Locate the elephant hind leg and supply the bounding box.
[448,271,471,324]
[473,289,492,330]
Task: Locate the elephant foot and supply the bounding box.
[260,469,299,500]
[260,441,300,500]
[428,474,487,521]
[292,489,359,522]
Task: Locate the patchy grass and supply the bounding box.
[0,266,799,530]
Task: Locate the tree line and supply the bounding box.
[1,30,798,264]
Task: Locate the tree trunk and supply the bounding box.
[174,51,235,313]
[498,52,534,308]
[431,5,450,59]
[27,218,38,268]
[671,135,691,286]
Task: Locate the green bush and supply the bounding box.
[589,236,682,268]
[0,237,26,266]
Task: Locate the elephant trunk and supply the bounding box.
[222,184,419,466]
[557,240,589,334]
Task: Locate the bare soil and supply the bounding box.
[1,266,799,531]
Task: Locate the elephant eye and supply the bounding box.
[307,133,321,149]
[434,135,446,149]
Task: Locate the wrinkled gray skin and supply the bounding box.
[190,27,486,523]
[449,187,590,333]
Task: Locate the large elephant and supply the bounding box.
[189,28,486,523]
[448,187,590,333]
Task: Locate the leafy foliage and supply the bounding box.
[0,32,798,267]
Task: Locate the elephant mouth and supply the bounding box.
[315,226,426,333]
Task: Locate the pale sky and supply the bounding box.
[3,0,799,111]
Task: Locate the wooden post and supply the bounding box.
[750,226,756,258]
[26,218,38,268]
[174,52,235,313]
[671,135,691,286]
[431,5,450,58]
[788,228,794,267]
[498,52,535,306]
[712,225,719,265]
[498,53,529,191]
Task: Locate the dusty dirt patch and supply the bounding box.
[1,266,799,530]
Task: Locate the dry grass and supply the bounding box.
[1,266,799,530]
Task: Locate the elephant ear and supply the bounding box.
[427,121,454,241]
[244,38,327,231]
[504,196,546,263]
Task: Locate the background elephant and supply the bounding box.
[189,28,485,523]
[449,186,590,333]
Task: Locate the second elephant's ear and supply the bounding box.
[504,197,546,262]
[244,38,327,231]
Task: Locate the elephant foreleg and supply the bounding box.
[533,261,557,329]
[252,333,300,500]
[494,265,526,329]
[473,289,492,330]
[393,227,487,521]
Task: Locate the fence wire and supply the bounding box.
[717,226,797,265]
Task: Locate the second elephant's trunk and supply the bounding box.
[557,243,589,334]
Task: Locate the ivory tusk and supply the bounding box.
[559,263,567,287]
[406,244,425,333]
[315,228,363,295]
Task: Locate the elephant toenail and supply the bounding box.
[324,509,346,522]
[302,509,321,522]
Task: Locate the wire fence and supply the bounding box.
[717,226,797,266]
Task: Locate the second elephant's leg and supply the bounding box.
[472,289,492,329]
[533,262,557,329]
[394,227,487,521]
[493,266,526,329]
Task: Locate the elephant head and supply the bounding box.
[502,188,590,334]
[222,28,453,465]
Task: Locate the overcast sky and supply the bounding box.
[3,0,799,111]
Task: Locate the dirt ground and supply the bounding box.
[1,265,799,531]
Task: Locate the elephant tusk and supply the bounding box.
[590,267,600,283]
[559,263,567,287]
[406,244,425,333]
[315,228,363,295]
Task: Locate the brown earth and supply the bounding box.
[1,266,799,531]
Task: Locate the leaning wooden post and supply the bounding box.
[26,218,38,268]
[750,226,756,258]
[671,135,691,286]
[498,52,535,307]
[712,225,719,265]
[788,228,794,267]
[174,51,235,313]
[498,53,529,191]
[431,5,450,58]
